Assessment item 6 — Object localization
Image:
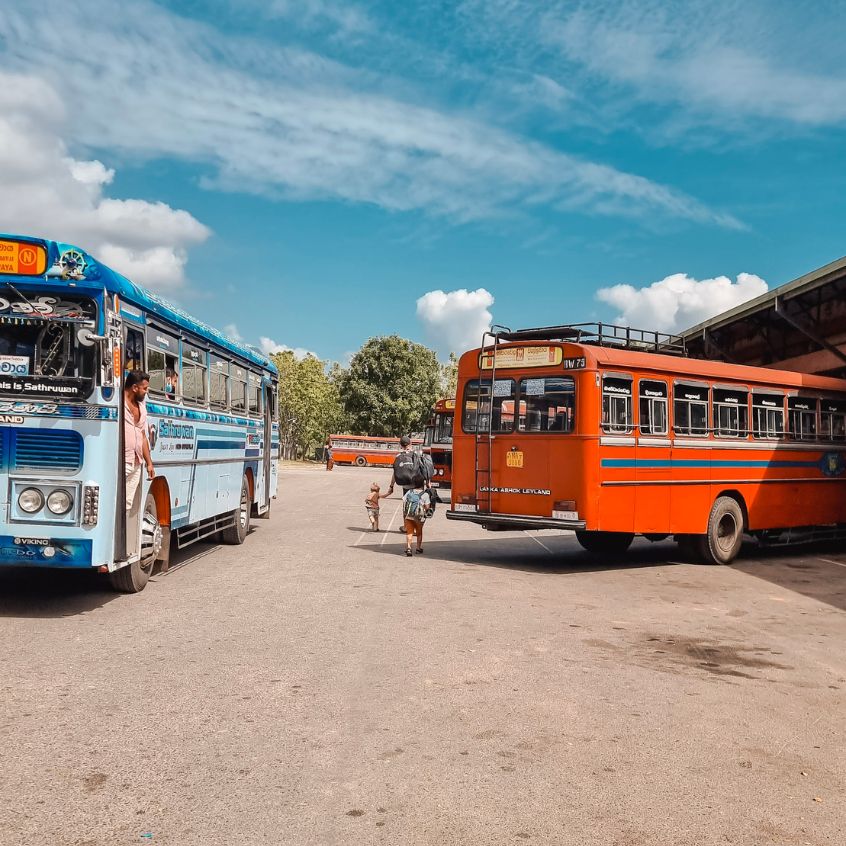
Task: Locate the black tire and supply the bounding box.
[696,496,744,565]
[354,455,367,467]
[110,493,161,593]
[222,475,251,545]
[575,530,634,556]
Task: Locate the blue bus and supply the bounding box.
[0,234,278,592]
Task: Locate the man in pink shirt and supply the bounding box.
[124,372,155,548]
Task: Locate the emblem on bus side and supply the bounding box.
[820,452,846,477]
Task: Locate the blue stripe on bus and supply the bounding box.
[147,404,263,427]
[197,440,245,451]
[602,458,819,469]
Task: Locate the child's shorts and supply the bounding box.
[366,506,380,517]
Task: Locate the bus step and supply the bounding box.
[756,524,846,547]
[175,513,237,549]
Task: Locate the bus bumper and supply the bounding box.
[0,535,94,568]
[445,510,586,531]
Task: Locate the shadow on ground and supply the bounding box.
[0,527,267,618]
[352,533,684,575]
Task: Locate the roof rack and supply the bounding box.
[494,322,687,356]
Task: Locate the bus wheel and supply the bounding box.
[696,496,743,565]
[109,493,160,593]
[355,455,367,467]
[222,475,251,545]
[575,531,634,556]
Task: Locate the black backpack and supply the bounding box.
[393,450,420,487]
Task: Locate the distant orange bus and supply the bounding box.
[423,398,455,487]
[328,434,422,467]
[447,324,846,564]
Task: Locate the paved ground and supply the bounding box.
[1,463,844,846]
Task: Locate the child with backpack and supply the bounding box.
[402,484,431,557]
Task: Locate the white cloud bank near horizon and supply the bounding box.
[597,272,768,333]
[0,73,209,293]
[416,288,495,358]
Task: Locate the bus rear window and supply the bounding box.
[519,377,575,433]
[462,379,516,433]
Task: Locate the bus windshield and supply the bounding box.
[0,292,97,398]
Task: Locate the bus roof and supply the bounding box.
[0,233,276,374]
[460,338,846,393]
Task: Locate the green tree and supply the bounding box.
[441,352,459,400]
[273,351,345,460]
[340,335,440,436]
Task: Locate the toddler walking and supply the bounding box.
[364,482,388,531]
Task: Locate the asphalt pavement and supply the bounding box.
[1,462,844,845]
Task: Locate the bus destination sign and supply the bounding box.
[0,240,48,276]
[480,345,563,370]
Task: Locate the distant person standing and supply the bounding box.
[324,437,333,471]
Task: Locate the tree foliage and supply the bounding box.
[441,352,459,400]
[340,335,440,436]
[273,351,344,460]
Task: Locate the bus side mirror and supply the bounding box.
[77,327,108,346]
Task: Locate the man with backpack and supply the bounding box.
[387,435,435,529]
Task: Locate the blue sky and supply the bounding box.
[1,0,845,361]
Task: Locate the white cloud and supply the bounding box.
[259,337,317,360]
[223,324,244,343]
[0,72,209,293]
[596,272,768,333]
[0,0,736,228]
[416,288,495,357]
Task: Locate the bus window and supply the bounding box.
[182,343,208,405]
[462,379,516,433]
[602,375,633,434]
[820,399,846,441]
[231,364,248,414]
[639,380,668,435]
[674,383,709,437]
[713,387,748,438]
[788,397,817,441]
[125,327,144,373]
[210,356,229,410]
[146,327,179,397]
[520,377,575,433]
[752,392,785,439]
[248,373,262,416]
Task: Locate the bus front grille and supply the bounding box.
[10,429,83,473]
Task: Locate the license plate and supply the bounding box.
[553,510,578,521]
[455,503,477,513]
[506,451,524,468]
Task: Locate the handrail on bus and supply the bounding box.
[491,322,687,356]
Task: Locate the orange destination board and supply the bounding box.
[0,240,48,276]
[480,345,563,370]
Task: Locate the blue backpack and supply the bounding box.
[403,489,428,522]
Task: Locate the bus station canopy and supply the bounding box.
[682,254,846,378]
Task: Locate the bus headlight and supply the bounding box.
[46,489,74,516]
[18,488,44,514]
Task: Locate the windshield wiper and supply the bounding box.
[4,282,39,316]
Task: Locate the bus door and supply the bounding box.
[634,379,671,533]
[261,383,273,511]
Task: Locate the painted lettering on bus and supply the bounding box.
[159,420,195,439]
[0,401,59,414]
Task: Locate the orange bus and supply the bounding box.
[328,434,422,467]
[423,398,455,487]
[447,324,846,564]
